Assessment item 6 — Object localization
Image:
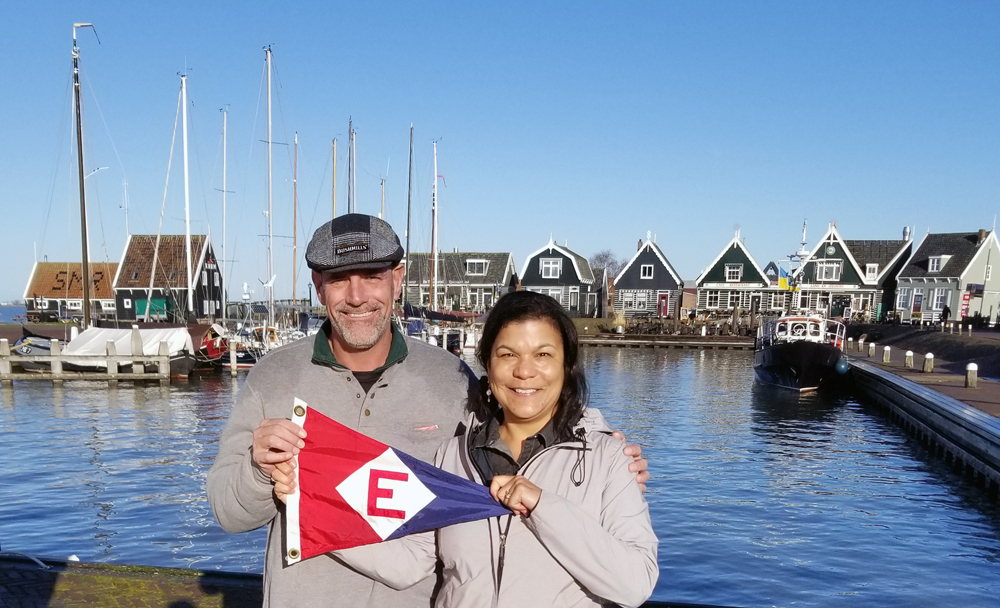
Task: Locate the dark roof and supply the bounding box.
[404,252,512,285]
[899,231,993,278]
[115,235,208,289]
[563,247,595,284]
[843,240,908,273]
[24,262,118,299]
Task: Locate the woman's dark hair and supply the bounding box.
[470,290,588,442]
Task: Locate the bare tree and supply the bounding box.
[589,249,624,278]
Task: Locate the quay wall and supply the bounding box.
[850,360,1000,491]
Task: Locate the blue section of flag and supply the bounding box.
[388,449,510,539]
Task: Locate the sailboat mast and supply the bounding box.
[431,141,438,312]
[265,46,274,339]
[380,178,385,219]
[222,106,228,326]
[346,119,353,213]
[72,24,92,331]
[293,131,298,304]
[332,138,337,217]
[182,73,194,316]
[404,125,413,307]
[351,125,357,213]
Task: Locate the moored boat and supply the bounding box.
[754,315,849,391]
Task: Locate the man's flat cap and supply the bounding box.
[305,213,404,273]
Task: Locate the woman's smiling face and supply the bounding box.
[488,318,565,430]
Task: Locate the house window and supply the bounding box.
[214,272,220,287]
[466,260,487,276]
[635,292,647,310]
[131,271,139,280]
[540,258,562,279]
[469,290,479,308]
[725,264,743,282]
[569,290,580,310]
[640,264,654,279]
[67,301,82,310]
[866,264,878,281]
[707,291,720,308]
[729,292,740,308]
[203,301,209,315]
[928,257,940,272]
[799,292,810,310]
[897,288,910,309]
[202,270,208,285]
[168,270,177,281]
[103,302,116,311]
[934,288,947,310]
[772,292,785,309]
[124,298,132,309]
[816,261,842,281]
[623,292,636,309]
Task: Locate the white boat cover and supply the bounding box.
[61,327,195,368]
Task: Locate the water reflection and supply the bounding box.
[2,351,1000,604]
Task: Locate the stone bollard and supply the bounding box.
[847,337,854,352]
[229,340,238,378]
[701,325,706,337]
[969,325,973,337]
[966,363,978,389]
[868,342,876,358]
[883,345,891,363]
[0,338,11,385]
[858,338,865,353]
[923,353,934,373]
[905,351,913,368]
[940,322,945,332]
[950,323,954,334]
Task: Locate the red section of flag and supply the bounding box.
[296,410,385,557]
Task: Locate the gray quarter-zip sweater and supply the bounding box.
[207,324,477,608]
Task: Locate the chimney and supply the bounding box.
[978,229,987,245]
[903,226,911,241]
[637,239,642,252]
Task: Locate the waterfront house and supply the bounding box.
[519,238,602,317]
[790,223,911,320]
[613,233,683,318]
[895,229,1000,325]
[696,231,781,314]
[22,262,118,322]
[402,251,516,313]
[112,234,223,322]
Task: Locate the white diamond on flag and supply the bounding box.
[336,447,437,540]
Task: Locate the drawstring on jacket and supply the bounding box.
[570,427,587,487]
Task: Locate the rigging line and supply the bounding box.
[80,66,128,183]
[40,73,75,261]
[231,59,269,293]
[269,54,296,177]
[306,144,333,250]
[184,90,214,238]
[145,86,182,321]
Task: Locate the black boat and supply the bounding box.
[754,316,849,391]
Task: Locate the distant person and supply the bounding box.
[941,304,951,325]
[207,214,650,608]
[276,290,658,607]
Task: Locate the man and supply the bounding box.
[207,213,648,608]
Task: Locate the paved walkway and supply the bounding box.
[846,340,1000,418]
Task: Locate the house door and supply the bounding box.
[831,295,851,318]
[658,294,670,317]
[913,291,923,313]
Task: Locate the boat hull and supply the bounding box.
[754,340,845,392]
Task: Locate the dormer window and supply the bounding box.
[540,258,562,279]
[866,264,878,281]
[640,264,654,279]
[928,257,941,272]
[132,271,139,280]
[466,260,488,276]
[725,264,743,282]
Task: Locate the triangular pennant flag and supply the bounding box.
[285,399,510,565]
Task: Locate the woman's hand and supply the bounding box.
[271,459,297,504]
[490,475,541,516]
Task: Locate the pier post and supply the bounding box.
[923,353,934,373]
[969,325,973,337]
[966,363,978,389]
[883,345,891,363]
[868,342,876,358]
[950,323,954,334]
[157,341,170,386]
[51,340,63,384]
[0,339,11,385]
[858,337,865,353]
[847,338,853,352]
[131,324,143,374]
[107,341,118,387]
[229,340,238,378]
[905,351,914,368]
[701,325,706,337]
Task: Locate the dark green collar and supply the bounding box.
[312,318,408,372]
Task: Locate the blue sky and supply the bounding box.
[2,1,998,303]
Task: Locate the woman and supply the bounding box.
[277,291,658,607]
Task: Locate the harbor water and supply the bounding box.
[2,348,1000,606]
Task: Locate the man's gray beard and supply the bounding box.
[330,308,391,349]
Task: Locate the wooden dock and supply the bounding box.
[0,338,171,386]
[580,334,754,350]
